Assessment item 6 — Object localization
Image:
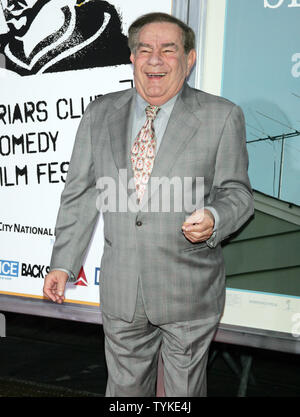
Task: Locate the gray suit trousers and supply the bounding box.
[102,279,220,397]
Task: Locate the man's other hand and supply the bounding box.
[182,209,215,243]
[43,270,69,304]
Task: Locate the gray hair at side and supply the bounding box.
[128,12,196,55]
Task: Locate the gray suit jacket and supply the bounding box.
[50,83,254,325]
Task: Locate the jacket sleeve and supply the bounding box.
[50,102,100,278]
[206,104,254,247]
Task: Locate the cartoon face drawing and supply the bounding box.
[0,0,130,75]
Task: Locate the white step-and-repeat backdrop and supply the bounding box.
[0,0,172,307]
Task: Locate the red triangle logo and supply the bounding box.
[74,266,88,286]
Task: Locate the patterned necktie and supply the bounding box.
[131,105,160,202]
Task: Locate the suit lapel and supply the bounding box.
[108,89,138,207]
[108,89,135,172]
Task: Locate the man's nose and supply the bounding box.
[147,50,163,65]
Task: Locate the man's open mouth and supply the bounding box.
[146,73,166,78]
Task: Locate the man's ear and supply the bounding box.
[130,53,135,64]
[186,49,196,76]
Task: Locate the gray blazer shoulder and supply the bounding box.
[183,84,241,113]
[89,88,135,112]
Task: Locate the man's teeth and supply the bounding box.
[148,73,166,77]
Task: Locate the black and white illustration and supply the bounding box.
[0,0,130,75]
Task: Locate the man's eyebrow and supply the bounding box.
[161,43,178,50]
[136,42,179,50]
[137,42,153,49]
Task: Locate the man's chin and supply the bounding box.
[139,88,168,105]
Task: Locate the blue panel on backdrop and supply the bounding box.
[222,0,300,205]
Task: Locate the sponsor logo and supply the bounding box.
[0,259,19,278]
[74,266,88,286]
[21,263,50,278]
[0,222,54,236]
[94,267,100,286]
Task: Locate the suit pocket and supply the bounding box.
[182,242,208,252]
[104,237,112,247]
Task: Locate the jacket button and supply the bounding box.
[136,220,142,227]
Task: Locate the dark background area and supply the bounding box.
[0,311,300,397]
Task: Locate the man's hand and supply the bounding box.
[181,209,215,243]
[43,270,69,304]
